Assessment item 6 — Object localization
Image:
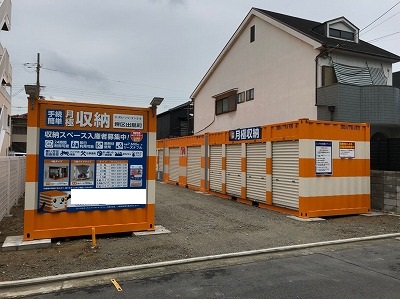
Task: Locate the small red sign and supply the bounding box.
[130,130,143,142]
[180,147,186,156]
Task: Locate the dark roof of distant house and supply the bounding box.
[157,101,191,117]
[253,8,400,61]
[11,113,28,119]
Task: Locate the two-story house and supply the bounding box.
[0,0,12,156]
[190,8,400,143]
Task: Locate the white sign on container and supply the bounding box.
[315,141,332,175]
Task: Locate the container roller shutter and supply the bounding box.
[246,143,266,202]
[187,146,201,187]
[209,145,222,192]
[169,147,180,183]
[226,144,242,197]
[157,149,164,172]
[272,141,299,209]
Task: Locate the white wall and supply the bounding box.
[193,15,318,134]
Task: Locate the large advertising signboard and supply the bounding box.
[37,106,148,213]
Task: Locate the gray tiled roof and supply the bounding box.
[254,8,400,61]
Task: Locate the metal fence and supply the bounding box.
[0,156,26,221]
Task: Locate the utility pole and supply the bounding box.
[24,52,42,109]
[36,53,41,98]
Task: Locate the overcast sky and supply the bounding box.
[3,0,400,115]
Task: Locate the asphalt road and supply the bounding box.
[26,238,400,299]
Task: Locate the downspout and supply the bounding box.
[314,45,328,106]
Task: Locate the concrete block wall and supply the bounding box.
[371,170,400,213]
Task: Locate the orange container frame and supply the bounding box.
[24,99,156,240]
[158,119,371,218]
[160,135,206,191]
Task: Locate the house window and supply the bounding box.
[246,88,254,101]
[329,28,354,41]
[215,95,237,115]
[322,66,337,86]
[250,25,255,43]
[237,92,245,104]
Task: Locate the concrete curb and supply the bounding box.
[1,232,400,288]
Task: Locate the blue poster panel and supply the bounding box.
[37,106,147,213]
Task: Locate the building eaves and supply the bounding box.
[253,8,400,62]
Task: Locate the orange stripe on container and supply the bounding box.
[299,158,370,177]
[299,194,370,218]
[258,203,299,216]
[241,158,246,172]
[148,112,157,133]
[147,156,156,180]
[298,121,369,141]
[237,198,253,206]
[200,179,206,191]
[23,204,155,241]
[164,156,170,165]
[208,190,232,200]
[165,135,205,147]
[266,191,272,205]
[241,187,246,199]
[187,184,201,191]
[222,157,226,170]
[180,156,187,167]
[156,139,164,148]
[179,176,187,187]
[266,158,272,174]
[26,154,39,182]
[201,157,206,169]
[27,102,40,127]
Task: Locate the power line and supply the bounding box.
[360,1,400,32]
[368,31,400,43]
[11,87,24,97]
[41,67,188,93]
[361,11,400,36]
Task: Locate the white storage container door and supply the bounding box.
[157,149,164,172]
[226,144,242,197]
[169,147,180,183]
[272,141,299,209]
[187,146,201,187]
[246,143,266,202]
[209,145,222,192]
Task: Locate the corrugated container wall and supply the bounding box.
[157,119,370,218]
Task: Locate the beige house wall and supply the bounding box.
[193,15,319,134]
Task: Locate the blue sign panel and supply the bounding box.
[38,128,147,213]
[229,126,262,141]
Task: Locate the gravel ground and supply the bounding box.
[1,182,400,282]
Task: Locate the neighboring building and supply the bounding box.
[393,71,400,88]
[157,101,193,140]
[10,113,27,154]
[0,0,12,156]
[190,8,400,139]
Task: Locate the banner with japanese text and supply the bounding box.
[37,103,148,213]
